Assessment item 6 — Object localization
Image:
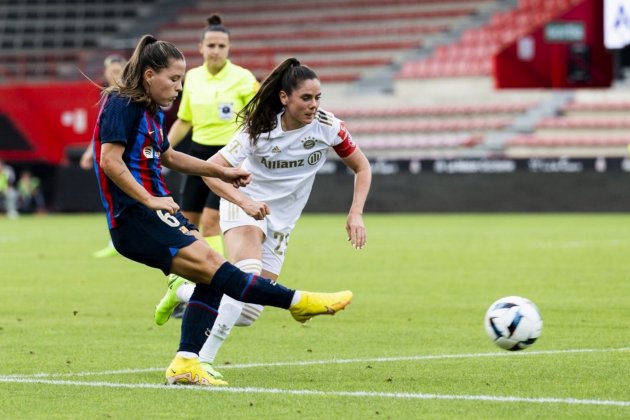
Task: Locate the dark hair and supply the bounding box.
[237,58,318,145]
[105,34,184,114]
[202,14,230,40]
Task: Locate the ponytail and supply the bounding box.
[237,58,318,145]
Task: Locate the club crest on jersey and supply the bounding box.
[302,136,319,149]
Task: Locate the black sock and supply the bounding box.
[178,283,221,354]
[211,262,295,309]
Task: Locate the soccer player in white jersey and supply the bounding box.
[154,58,372,380]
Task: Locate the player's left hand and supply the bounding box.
[346,211,366,249]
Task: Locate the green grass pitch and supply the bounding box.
[1,213,629,419]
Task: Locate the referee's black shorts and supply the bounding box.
[180,143,223,212]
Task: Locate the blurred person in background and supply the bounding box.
[92,35,352,386]
[154,58,371,381]
[0,159,18,218]
[80,54,127,258]
[16,170,46,214]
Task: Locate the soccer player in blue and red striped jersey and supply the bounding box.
[92,34,353,386]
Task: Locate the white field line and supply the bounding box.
[2,347,629,379]
[0,377,629,407]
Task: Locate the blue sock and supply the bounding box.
[211,262,295,309]
[178,283,220,353]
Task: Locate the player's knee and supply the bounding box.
[231,259,263,326]
[235,303,263,327]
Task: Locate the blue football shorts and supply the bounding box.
[110,203,198,275]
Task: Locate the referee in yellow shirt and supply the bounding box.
[168,14,259,256]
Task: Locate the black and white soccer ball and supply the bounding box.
[484,296,543,351]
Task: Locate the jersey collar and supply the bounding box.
[204,60,232,80]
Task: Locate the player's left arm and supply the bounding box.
[340,148,372,249]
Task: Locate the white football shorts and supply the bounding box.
[219,199,292,276]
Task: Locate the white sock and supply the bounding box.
[290,291,301,307]
[176,351,197,359]
[198,259,262,364]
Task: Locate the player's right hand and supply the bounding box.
[242,200,270,220]
[221,167,251,188]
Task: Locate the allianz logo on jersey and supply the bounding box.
[143,146,160,159]
[260,151,323,169]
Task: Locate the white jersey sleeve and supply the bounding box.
[218,130,253,167]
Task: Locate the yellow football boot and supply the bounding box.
[289,290,353,323]
[165,355,228,386]
[155,275,189,326]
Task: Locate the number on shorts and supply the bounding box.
[156,210,181,227]
[273,232,290,256]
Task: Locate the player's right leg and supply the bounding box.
[171,240,353,326]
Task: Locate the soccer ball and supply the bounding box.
[484,296,543,351]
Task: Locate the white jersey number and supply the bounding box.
[273,232,290,256]
[156,210,181,227]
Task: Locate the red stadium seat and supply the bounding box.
[396,0,583,79]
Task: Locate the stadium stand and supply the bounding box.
[397,0,584,78]
[0,0,191,81]
[503,95,630,158]
[158,0,496,83]
[327,99,541,158]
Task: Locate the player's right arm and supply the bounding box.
[100,142,180,214]
[203,153,270,220]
